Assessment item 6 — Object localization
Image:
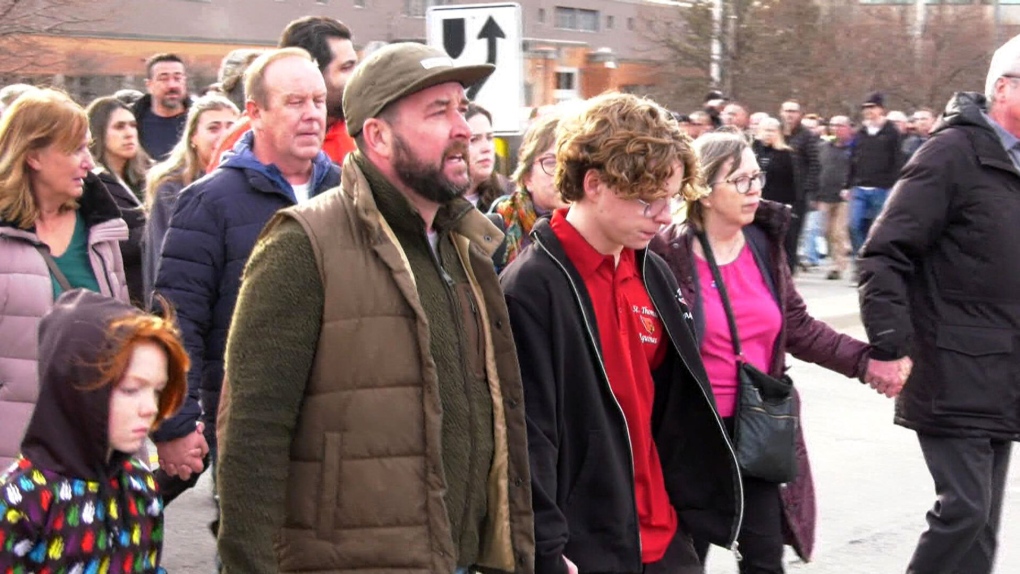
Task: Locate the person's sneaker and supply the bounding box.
[826,270,841,280]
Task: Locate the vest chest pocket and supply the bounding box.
[316,432,343,539]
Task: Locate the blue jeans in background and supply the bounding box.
[849,186,890,257]
[801,208,825,266]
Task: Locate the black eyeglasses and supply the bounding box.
[714,172,766,194]
[537,155,556,176]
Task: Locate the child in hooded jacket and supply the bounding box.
[0,289,188,572]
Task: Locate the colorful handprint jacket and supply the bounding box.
[1,456,164,573]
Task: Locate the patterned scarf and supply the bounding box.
[494,191,539,269]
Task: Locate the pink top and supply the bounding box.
[695,244,783,418]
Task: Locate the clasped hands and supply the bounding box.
[156,421,209,480]
[864,356,913,398]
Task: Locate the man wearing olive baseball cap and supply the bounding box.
[217,41,535,574]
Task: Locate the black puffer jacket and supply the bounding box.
[860,92,1020,440]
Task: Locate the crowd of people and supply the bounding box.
[673,91,934,284]
[0,13,1018,574]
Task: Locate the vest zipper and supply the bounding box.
[641,254,745,553]
[534,236,643,560]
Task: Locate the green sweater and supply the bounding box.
[359,155,494,567]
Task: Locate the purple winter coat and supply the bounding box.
[649,199,871,562]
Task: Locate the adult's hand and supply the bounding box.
[840,188,852,201]
[156,422,209,480]
[865,357,912,398]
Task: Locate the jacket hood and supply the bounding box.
[933,92,991,134]
[221,130,336,200]
[20,289,145,479]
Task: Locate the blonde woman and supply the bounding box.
[0,88,129,471]
[754,116,803,272]
[142,94,239,304]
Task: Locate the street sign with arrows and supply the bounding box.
[427,2,524,135]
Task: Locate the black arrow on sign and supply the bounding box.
[467,16,505,100]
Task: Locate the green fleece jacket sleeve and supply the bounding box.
[216,218,323,574]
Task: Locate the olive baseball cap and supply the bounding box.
[343,42,495,137]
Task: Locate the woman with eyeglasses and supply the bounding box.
[489,111,567,271]
[650,132,884,574]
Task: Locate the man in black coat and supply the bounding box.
[779,100,820,273]
[844,92,905,268]
[858,35,1020,574]
[501,93,741,574]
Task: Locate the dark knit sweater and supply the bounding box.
[357,155,494,567]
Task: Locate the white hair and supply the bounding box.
[986,34,1020,100]
[887,110,908,123]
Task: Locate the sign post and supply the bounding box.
[427,2,524,136]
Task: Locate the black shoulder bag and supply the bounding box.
[697,232,799,484]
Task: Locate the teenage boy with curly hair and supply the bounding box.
[501,92,743,574]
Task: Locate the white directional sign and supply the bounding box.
[426,2,524,135]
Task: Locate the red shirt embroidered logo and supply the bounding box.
[641,316,656,335]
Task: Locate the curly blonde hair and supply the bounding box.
[555,92,699,203]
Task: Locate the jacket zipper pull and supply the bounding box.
[731,541,743,562]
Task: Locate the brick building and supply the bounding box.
[1,0,676,111]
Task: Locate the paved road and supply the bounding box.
[161,267,1020,573]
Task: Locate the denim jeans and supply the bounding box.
[849,186,890,257]
[800,208,825,266]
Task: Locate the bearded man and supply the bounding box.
[215,42,536,574]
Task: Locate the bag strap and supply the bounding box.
[695,231,743,358]
[33,243,73,292]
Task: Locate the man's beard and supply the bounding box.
[160,92,183,111]
[392,133,469,204]
[328,91,344,121]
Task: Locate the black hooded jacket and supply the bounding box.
[501,219,743,574]
[1,290,165,572]
[860,92,1020,440]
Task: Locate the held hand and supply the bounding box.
[564,557,579,574]
[840,188,851,201]
[156,422,209,480]
[865,357,912,398]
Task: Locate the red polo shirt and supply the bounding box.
[550,209,678,563]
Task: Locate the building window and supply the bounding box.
[538,8,546,23]
[606,15,614,29]
[627,17,635,30]
[554,68,579,101]
[355,0,365,7]
[554,7,599,32]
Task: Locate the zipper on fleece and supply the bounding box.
[641,254,745,552]
[535,236,643,559]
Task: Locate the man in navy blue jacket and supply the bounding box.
[151,47,341,501]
